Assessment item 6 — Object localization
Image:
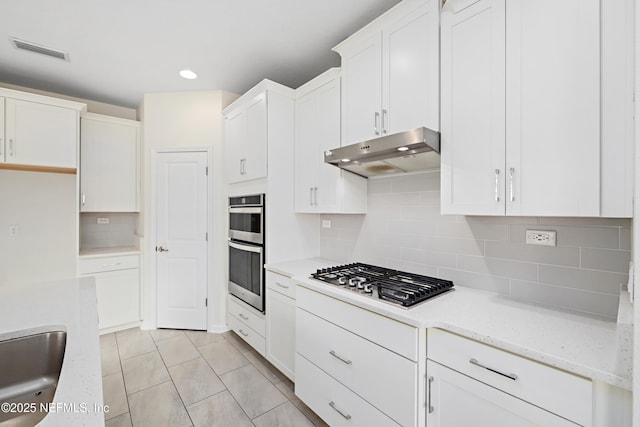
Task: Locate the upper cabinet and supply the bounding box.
[334,0,440,145]
[80,113,140,212]
[440,0,634,217]
[294,69,367,214]
[0,89,86,173]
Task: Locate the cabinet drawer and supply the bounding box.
[228,314,265,356]
[295,354,400,427]
[266,272,295,299]
[297,308,416,427]
[228,296,265,337]
[79,255,139,274]
[427,329,592,426]
[297,286,417,361]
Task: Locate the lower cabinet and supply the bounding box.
[265,272,295,380]
[227,294,266,355]
[78,254,141,332]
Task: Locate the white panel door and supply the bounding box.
[505,0,600,216]
[427,360,580,427]
[341,33,383,145]
[5,98,77,168]
[440,0,506,215]
[156,151,208,330]
[383,0,439,134]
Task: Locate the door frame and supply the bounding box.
[148,147,212,331]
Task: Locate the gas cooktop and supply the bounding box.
[310,262,454,308]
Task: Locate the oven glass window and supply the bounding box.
[229,245,262,296]
[229,212,262,235]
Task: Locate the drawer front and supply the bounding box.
[296,286,418,361]
[266,272,295,299]
[79,255,139,274]
[228,313,266,356]
[428,329,592,426]
[295,354,401,427]
[228,295,265,337]
[297,308,417,427]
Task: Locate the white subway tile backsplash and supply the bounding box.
[318,172,631,319]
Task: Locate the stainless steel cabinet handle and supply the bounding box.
[494,169,500,202]
[382,109,388,134]
[0,137,3,157]
[239,313,249,320]
[509,168,515,202]
[81,193,86,206]
[428,376,434,413]
[313,187,318,206]
[309,187,313,206]
[9,138,14,157]
[329,350,352,365]
[374,111,380,135]
[100,263,122,267]
[328,402,351,420]
[275,282,290,289]
[238,329,249,337]
[469,358,518,381]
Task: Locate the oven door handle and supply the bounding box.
[229,240,263,253]
[229,207,263,214]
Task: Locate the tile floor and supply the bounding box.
[100,328,328,427]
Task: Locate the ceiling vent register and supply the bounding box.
[9,37,69,61]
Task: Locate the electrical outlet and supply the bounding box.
[8,225,19,237]
[97,217,110,224]
[525,229,557,247]
[322,220,332,229]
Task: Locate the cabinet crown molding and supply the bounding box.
[223,79,294,116]
[0,87,87,114]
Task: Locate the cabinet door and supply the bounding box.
[341,34,383,145]
[314,78,342,212]
[265,289,295,380]
[383,0,439,134]
[427,360,580,427]
[0,97,5,163]
[440,0,506,215]
[80,117,139,212]
[505,0,600,216]
[5,98,77,168]
[244,95,268,181]
[94,268,140,330]
[225,108,246,184]
[294,89,320,213]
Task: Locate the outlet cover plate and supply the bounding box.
[525,229,557,246]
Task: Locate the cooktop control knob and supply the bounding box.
[337,276,347,286]
[348,278,358,288]
[363,283,373,294]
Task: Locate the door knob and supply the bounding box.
[156,246,169,252]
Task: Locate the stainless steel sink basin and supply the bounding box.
[0,330,67,426]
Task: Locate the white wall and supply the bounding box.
[0,170,77,286]
[139,90,238,332]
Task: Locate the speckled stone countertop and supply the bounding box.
[266,258,633,391]
[0,277,104,426]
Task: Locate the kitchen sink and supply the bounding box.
[0,330,67,426]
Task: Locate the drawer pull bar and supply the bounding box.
[275,282,290,289]
[239,313,249,320]
[329,401,352,420]
[469,358,518,381]
[100,262,123,267]
[238,329,249,337]
[428,376,434,413]
[329,350,352,365]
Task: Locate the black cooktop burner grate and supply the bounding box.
[311,262,454,308]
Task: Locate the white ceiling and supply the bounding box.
[0,0,401,108]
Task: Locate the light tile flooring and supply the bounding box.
[100,328,328,427]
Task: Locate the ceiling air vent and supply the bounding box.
[9,37,69,61]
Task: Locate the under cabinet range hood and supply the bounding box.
[324,127,441,178]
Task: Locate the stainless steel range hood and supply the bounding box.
[324,127,441,178]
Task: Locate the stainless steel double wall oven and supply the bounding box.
[228,194,265,312]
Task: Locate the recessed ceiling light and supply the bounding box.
[179,69,198,80]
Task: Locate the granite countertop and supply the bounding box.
[266,258,633,391]
[0,278,104,426]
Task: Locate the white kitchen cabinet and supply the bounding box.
[440,0,633,217]
[335,0,439,145]
[80,113,140,212]
[224,91,268,184]
[78,254,141,332]
[426,360,579,427]
[265,272,295,380]
[294,69,367,214]
[427,329,591,426]
[295,285,422,427]
[227,294,266,355]
[0,89,85,172]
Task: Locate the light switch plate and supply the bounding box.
[8,225,19,237]
[322,220,332,229]
[97,217,110,224]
